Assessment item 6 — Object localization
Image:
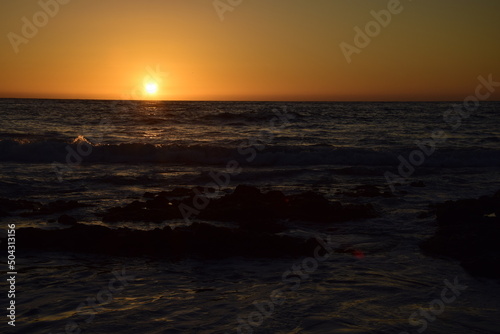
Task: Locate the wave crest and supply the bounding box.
[1,138,500,167]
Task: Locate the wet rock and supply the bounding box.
[103,206,180,223]
[143,192,156,199]
[436,198,490,226]
[145,187,195,199]
[264,190,287,205]
[287,191,332,221]
[200,186,277,222]
[0,198,40,212]
[194,288,215,293]
[20,200,92,217]
[15,222,315,259]
[104,185,379,225]
[239,220,287,234]
[232,185,262,200]
[58,214,78,226]
[102,197,185,223]
[343,185,393,198]
[145,197,171,210]
[335,203,378,221]
[420,190,500,278]
[417,211,433,219]
[410,181,425,187]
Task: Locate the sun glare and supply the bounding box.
[145,82,158,95]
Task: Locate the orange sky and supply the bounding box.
[1,0,499,101]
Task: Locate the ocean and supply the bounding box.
[1,99,499,333]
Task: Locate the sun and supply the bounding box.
[145,82,158,95]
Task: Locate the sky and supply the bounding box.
[0,0,499,101]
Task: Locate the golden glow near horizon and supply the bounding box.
[0,0,499,101]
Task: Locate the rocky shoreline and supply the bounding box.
[2,185,499,278]
[1,185,377,259]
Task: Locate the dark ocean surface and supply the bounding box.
[1,99,499,333]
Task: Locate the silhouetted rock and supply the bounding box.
[199,186,274,222]
[103,185,379,225]
[14,222,316,259]
[287,191,332,221]
[232,185,262,200]
[417,211,433,219]
[143,192,156,199]
[145,197,171,210]
[335,203,378,221]
[239,220,287,234]
[0,198,40,212]
[144,187,195,199]
[343,185,394,198]
[420,190,500,278]
[263,190,287,205]
[20,200,92,217]
[58,214,78,226]
[435,197,493,226]
[410,181,425,187]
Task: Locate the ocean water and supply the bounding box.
[1,99,499,333]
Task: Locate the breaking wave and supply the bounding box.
[1,138,500,167]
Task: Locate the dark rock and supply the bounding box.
[20,200,92,217]
[239,220,287,234]
[103,186,379,225]
[263,190,287,205]
[199,186,272,222]
[15,222,316,259]
[287,191,331,221]
[410,181,425,187]
[420,190,500,278]
[58,214,78,225]
[194,288,215,293]
[232,185,262,200]
[145,197,170,210]
[353,185,382,197]
[102,197,185,223]
[343,185,393,198]
[154,187,195,199]
[126,200,146,211]
[417,211,433,219]
[174,187,205,197]
[0,198,40,212]
[436,198,487,225]
[336,203,378,221]
[143,192,156,199]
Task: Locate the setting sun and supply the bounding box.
[145,82,158,95]
[1,1,500,332]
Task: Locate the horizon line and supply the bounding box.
[1,97,499,103]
